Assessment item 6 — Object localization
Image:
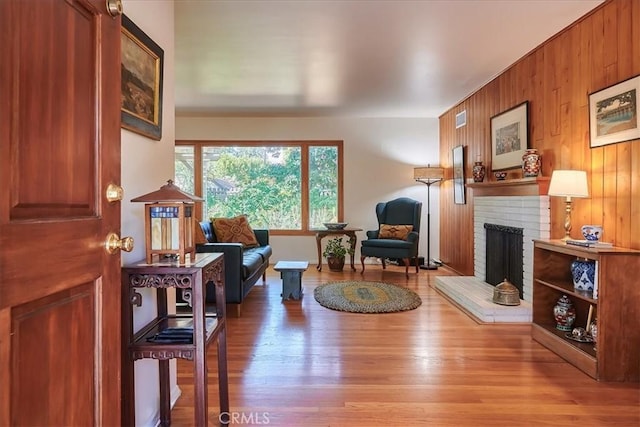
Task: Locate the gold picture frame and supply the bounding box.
[490,101,529,171]
[121,15,164,140]
[589,75,639,148]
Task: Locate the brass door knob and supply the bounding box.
[105,232,134,254]
[105,183,124,202]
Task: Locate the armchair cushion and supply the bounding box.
[378,224,413,240]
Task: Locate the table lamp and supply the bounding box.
[414,165,444,269]
[131,180,204,263]
[547,170,589,241]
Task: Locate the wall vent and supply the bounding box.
[455,110,467,128]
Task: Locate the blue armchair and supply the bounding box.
[360,197,422,278]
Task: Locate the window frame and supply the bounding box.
[175,140,344,236]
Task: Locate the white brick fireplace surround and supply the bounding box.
[435,179,550,323]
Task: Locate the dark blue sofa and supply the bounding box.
[196,221,272,316]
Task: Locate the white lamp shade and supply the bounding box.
[548,170,589,198]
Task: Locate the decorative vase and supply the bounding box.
[553,294,576,331]
[494,171,507,181]
[522,148,541,177]
[327,256,345,272]
[472,161,486,182]
[581,225,603,241]
[570,258,596,292]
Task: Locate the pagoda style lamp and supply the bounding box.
[131,180,203,263]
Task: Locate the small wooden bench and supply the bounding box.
[273,261,309,301]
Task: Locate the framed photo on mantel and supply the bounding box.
[490,101,529,171]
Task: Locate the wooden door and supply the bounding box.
[0,0,123,425]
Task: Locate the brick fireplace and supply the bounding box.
[435,178,550,323]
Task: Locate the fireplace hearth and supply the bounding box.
[435,190,550,323]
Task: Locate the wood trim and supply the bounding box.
[439,0,639,276]
[467,177,550,197]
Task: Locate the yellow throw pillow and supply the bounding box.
[378,224,413,240]
[212,215,259,247]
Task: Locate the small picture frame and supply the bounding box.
[589,75,639,148]
[452,145,465,205]
[490,101,529,171]
[121,15,164,140]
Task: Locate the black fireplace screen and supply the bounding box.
[484,223,524,298]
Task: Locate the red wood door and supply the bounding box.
[0,0,123,425]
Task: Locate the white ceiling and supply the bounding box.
[174,0,603,118]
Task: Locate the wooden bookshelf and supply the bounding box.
[532,239,640,382]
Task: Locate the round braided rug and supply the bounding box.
[313,281,422,313]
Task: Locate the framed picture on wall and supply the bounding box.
[452,145,465,205]
[589,75,639,148]
[490,101,529,171]
[121,14,164,140]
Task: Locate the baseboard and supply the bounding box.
[148,385,182,427]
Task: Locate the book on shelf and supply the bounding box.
[566,239,613,248]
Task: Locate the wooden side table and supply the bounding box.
[121,253,229,426]
[273,261,309,301]
[315,228,362,271]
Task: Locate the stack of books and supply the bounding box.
[566,239,613,248]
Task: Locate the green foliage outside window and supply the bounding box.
[175,143,340,231]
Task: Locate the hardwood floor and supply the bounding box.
[172,265,640,426]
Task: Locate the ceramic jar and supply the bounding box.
[494,171,507,181]
[553,294,576,331]
[570,258,596,292]
[472,161,486,182]
[522,148,541,177]
[581,225,603,241]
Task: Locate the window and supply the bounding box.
[175,141,343,235]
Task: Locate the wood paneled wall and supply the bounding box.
[439,0,639,276]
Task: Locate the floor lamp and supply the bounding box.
[414,165,444,270]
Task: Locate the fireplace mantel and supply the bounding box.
[467,177,550,197]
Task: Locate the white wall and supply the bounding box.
[176,116,441,264]
[121,1,175,426]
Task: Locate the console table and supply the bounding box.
[121,252,229,426]
[315,227,362,271]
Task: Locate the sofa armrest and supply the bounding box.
[196,242,244,302]
[406,231,419,244]
[196,242,243,265]
[253,229,269,246]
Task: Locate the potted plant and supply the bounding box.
[322,237,354,272]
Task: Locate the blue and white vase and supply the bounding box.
[571,258,596,292]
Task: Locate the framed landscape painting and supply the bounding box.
[490,101,529,171]
[121,14,164,140]
[589,75,639,148]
